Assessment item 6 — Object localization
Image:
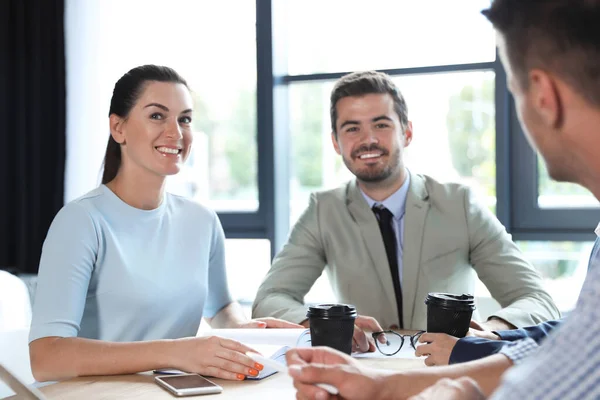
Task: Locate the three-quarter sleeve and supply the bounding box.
[29,203,98,342]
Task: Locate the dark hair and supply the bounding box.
[330,71,408,138]
[482,0,600,105]
[102,64,189,184]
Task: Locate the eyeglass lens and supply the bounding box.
[375,332,404,355]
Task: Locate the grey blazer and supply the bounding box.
[252,173,560,330]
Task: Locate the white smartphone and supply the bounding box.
[155,373,223,396]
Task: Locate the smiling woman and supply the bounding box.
[27,65,300,384]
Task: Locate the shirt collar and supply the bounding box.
[360,171,411,221]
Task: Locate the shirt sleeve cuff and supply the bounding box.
[499,337,539,365]
[29,322,78,343]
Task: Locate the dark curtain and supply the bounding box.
[0,0,66,273]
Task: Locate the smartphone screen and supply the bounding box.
[158,374,219,390]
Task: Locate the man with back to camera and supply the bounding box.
[253,70,560,345]
[285,1,600,399]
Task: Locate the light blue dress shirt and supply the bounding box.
[29,185,232,343]
[360,172,411,283]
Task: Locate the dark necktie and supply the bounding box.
[372,205,403,328]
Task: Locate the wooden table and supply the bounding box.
[25,358,425,399]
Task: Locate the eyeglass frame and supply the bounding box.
[371,330,425,356]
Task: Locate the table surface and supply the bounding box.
[20,357,424,400]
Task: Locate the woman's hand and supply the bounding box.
[171,336,264,380]
[235,317,304,329]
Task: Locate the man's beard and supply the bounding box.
[343,145,400,183]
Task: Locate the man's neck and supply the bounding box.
[567,108,600,203]
[358,170,407,202]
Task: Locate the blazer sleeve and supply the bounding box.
[463,187,561,327]
[252,193,327,323]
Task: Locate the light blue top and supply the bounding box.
[360,171,411,283]
[29,185,232,343]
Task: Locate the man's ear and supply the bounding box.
[403,121,413,147]
[528,69,562,129]
[109,114,126,144]
[331,131,341,155]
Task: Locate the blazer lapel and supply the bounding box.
[402,172,430,327]
[346,180,398,321]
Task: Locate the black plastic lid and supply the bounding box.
[425,293,476,311]
[306,304,357,319]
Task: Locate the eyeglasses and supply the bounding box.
[371,330,425,356]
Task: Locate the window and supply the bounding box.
[66,0,258,212]
[283,0,496,75]
[537,159,597,209]
[225,239,271,304]
[476,241,593,313]
[509,121,600,236]
[517,241,592,312]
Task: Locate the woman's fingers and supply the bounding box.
[212,352,261,377]
[216,348,262,370]
[199,365,247,381]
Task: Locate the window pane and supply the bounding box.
[537,159,598,208]
[225,239,271,304]
[289,71,496,226]
[516,241,592,312]
[474,241,590,316]
[66,0,257,211]
[283,0,496,75]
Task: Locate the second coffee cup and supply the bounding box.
[425,293,476,338]
[307,304,357,355]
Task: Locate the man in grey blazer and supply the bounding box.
[252,71,559,334]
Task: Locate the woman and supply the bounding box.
[29,65,299,382]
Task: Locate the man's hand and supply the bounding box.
[468,320,501,340]
[352,315,386,353]
[407,377,486,400]
[286,347,388,400]
[415,333,459,366]
[286,345,359,367]
[473,317,515,332]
